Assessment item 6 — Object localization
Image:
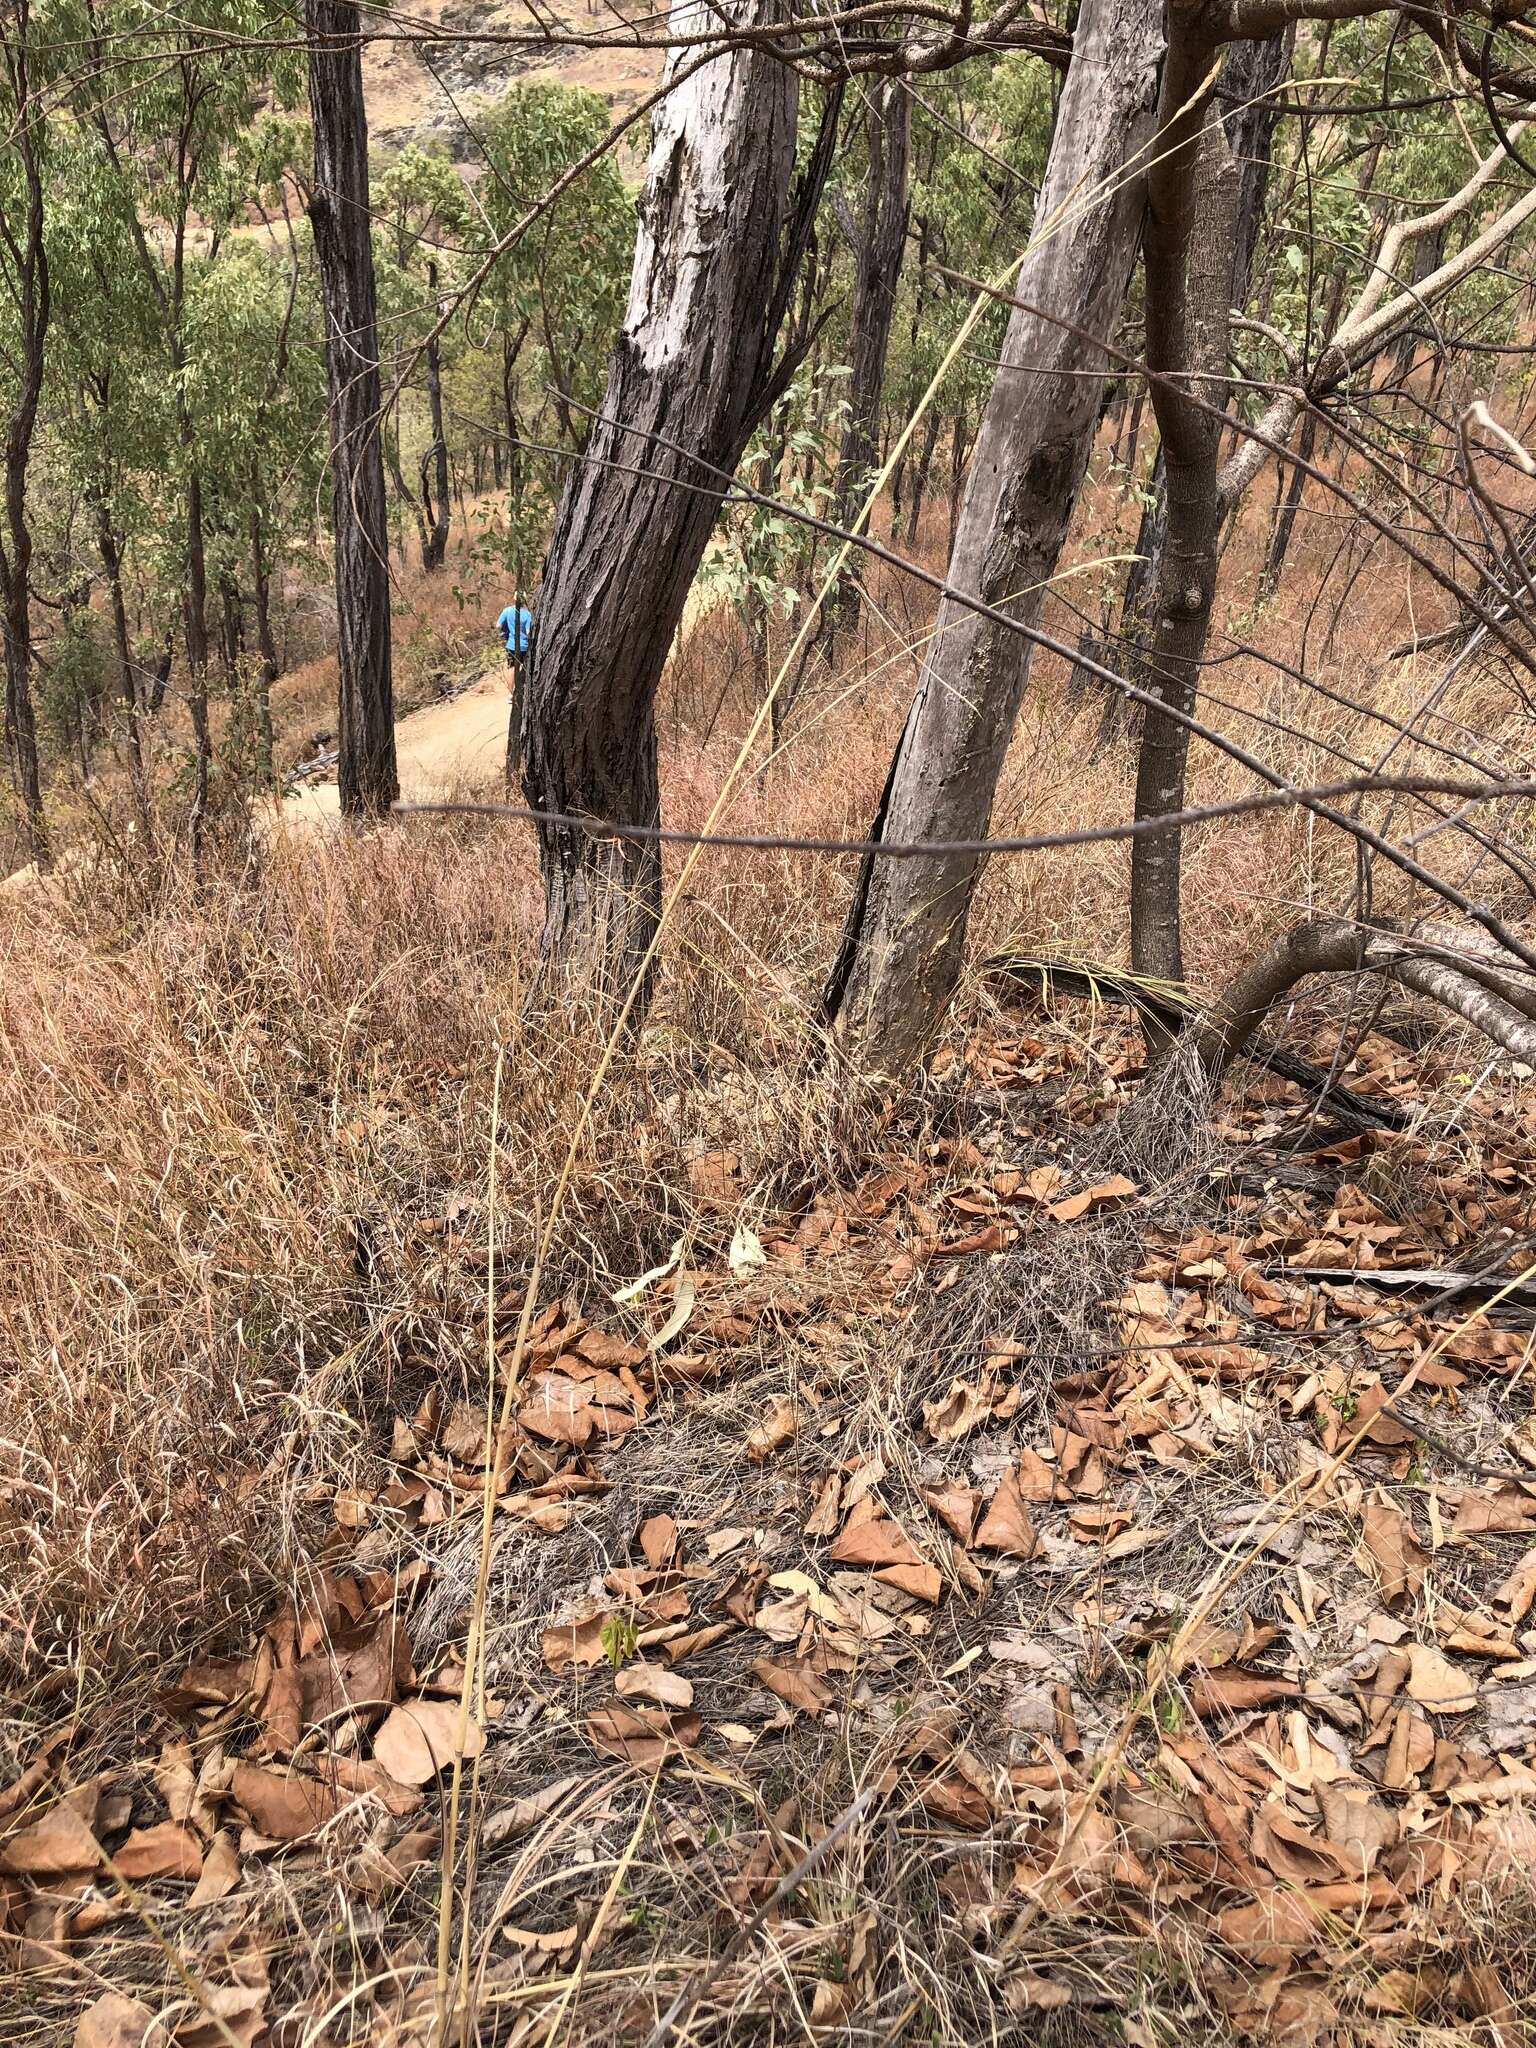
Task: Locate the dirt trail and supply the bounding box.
[272,670,512,833]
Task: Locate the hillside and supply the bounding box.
[363,0,661,155]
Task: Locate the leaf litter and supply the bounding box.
[8,1008,1536,2043]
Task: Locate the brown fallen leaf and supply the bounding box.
[877,1561,943,1603]
[187,1832,242,1909]
[1359,1495,1426,1606]
[922,1483,978,1545]
[1317,1783,1399,1872]
[74,1993,153,2048]
[541,1613,612,1672]
[229,1762,343,1842]
[586,1705,701,1768]
[751,1656,832,1716]
[1186,1669,1300,1718]
[614,1663,695,1709]
[372,1699,486,1785]
[112,1821,204,1883]
[638,1514,678,1567]
[0,1788,100,1876]
[1406,1643,1477,1714]
[1047,1175,1138,1224]
[504,1922,580,1954]
[744,1396,798,1463]
[920,1772,993,1830]
[922,1378,993,1442]
[827,1518,922,1569]
[974,1471,1038,1558]
[483,1777,583,1846]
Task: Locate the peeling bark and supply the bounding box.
[521,0,828,1005]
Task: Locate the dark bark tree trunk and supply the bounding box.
[829,79,911,634]
[1128,85,1239,989]
[1116,27,1290,687]
[183,468,212,857]
[1260,402,1317,594]
[420,256,451,571]
[0,4,50,869]
[520,0,830,1004]
[306,0,399,817]
[821,0,1164,1076]
[95,494,152,830]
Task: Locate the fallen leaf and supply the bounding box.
[112,1821,204,1882]
[614,1663,695,1708]
[483,1777,582,1846]
[648,1274,697,1353]
[828,1518,922,1569]
[229,1763,343,1841]
[922,1378,993,1442]
[974,1471,1038,1558]
[1186,1669,1300,1718]
[187,1832,242,1908]
[923,1484,979,1545]
[1316,1783,1399,1872]
[74,1993,153,2048]
[0,1789,99,1876]
[542,1613,612,1672]
[372,1700,486,1785]
[1048,1175,1138,1223]
[585,1705,701,1768]
[744,1396,797,1463]
[638,1515,678,1567]
[1359,1496,1426,1605]
[729,1221,767,1279]
[1406,1643,1477,1714]
[751,1656,832,1716]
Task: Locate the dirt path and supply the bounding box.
[271,670,512,833]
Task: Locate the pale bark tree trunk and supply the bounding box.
[0,3,50,869]
[829,79,911,635]
[821,0,1163,1077]
[520,0,828,1003]
[306,0,399,817]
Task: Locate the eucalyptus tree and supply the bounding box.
[0,0,58,864]
[374,144,467,572]
[520,0,836,1000]
[823,0,1163,1074]
[74,0,303,848]
[305,0,396,817]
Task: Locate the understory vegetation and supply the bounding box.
[7,0,1536,2043]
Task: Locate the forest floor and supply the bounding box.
[6,501,1536,2044]
[6,888,1536,2045]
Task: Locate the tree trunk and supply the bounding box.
[95,495,152,829]
[1128,89,1238,989]
[306,0,398,818]
[420,256,451,571]
[821,0,1164,1077]
[830,80,911,635]
[520,0,824,1005]
[1116,28,1290,687]
[0,3,50,870]
[183,467,213,858]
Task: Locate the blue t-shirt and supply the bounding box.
[497,604,532,654]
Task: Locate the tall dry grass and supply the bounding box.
[3,427,1533,1766]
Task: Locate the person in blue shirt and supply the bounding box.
[498,600,534,783]
[497,601,533,674]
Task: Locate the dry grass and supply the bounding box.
[5,455,1536,2043]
